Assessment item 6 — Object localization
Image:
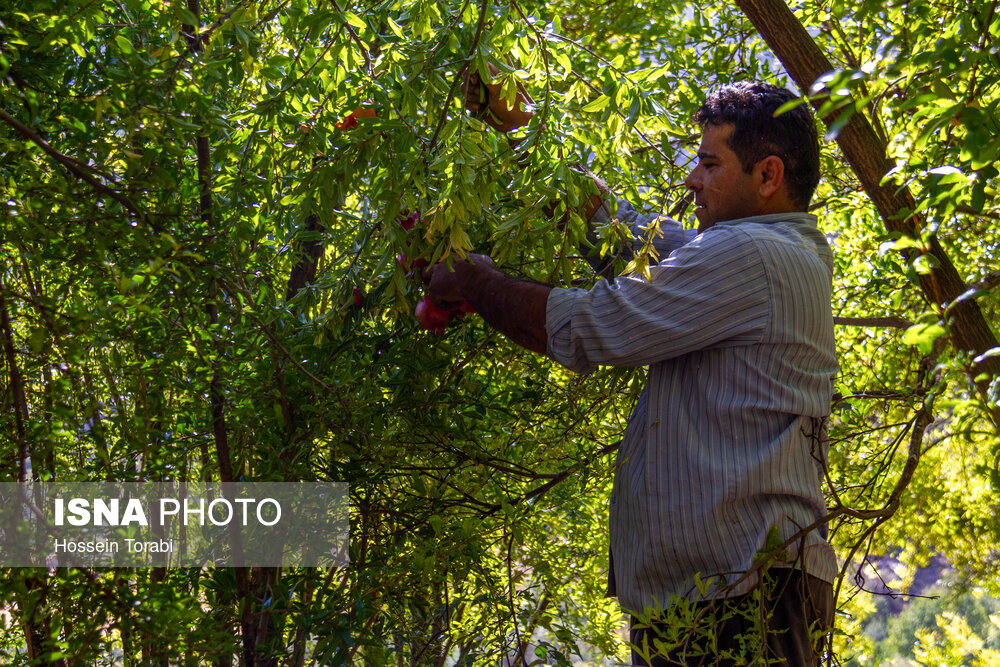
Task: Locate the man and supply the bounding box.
[425,75,838,665]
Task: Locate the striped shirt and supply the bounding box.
[545,204,839,612]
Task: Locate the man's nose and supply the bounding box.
[684,169,700,191]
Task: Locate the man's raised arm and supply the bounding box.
[465,66,692,275]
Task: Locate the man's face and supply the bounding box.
[684,123,760,231]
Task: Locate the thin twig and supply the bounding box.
[328,0,374,76]
[427,0,490,153]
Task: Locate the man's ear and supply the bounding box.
[755,155,785,198]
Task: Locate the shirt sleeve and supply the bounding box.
[545,224,770,374]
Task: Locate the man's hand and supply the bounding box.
[463,64,533,134]
[423,253,495,309]
[423,253,550,355]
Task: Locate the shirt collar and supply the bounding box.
[714,212,818,227]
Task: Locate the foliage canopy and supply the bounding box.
[1,0,998,663]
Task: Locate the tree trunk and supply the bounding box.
[734,0,1000,429]
[0,285,30,481]
[180,2,259,664]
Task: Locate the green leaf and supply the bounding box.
[581,94,610,113]
[556,51,571,71]
[903,322,947,355]
[824,107,855,142]
[773,97,807,116]
[343,11,367,30]
[28,328,46,353]
[385,16,404,38]
[115,35,133,54]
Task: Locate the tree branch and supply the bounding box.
[956,203,1000,221]
[328,0,374,77]
[0,108,148,223]
[182,5,259,666]
[833,315,913,329]
[974,268,1000,292]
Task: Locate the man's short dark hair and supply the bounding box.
[694,81,820,210]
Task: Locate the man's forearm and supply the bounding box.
[455,263,551,355]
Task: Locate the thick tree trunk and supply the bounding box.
[285,212,325,302]
[180,3,260,664]
[0,285,30,481]
[735,0,1000,429]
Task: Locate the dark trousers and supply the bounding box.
[629,568,834,666]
